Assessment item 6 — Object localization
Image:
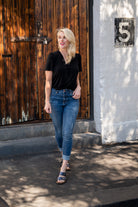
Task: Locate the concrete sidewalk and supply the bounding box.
[0,140,138,207]
[0,133,101,158]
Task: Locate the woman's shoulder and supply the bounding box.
[75,53,81,61]
[45,51,60,70]
[47,51,60,63]
[75,53,81,58]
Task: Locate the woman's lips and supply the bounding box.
[60,42,65,46]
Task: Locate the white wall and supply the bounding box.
[93,0,138,143]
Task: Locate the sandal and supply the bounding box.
[60,161,71,171]
[66,162,71,171]
[56,172,67,185]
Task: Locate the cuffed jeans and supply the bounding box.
[50,88,79,160]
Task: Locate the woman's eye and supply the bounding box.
[58,35,66,40]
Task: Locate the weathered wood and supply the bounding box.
[4,0,10,123]
[6,0,16,123]
[74,0,79,52]
[35,0,42,120]
[86,0,90,118]
[28,0,36,120]
[12,0,18,122]
[0,0,90,125]
[79,0,89,118]
[0,0,4,124]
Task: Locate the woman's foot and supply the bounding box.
[56,172,67,185]
[56,160,68,184]
[60,161,71,171]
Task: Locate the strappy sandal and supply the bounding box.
[66,162,71,171]
[60,161,71,171]
[56,172,67,185]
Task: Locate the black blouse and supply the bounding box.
[45,51,82,91]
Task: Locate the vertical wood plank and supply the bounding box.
[4,0,10,123]
[0,0,4,124]
[7,0,17,123]
[35,0,43,120]
[71,0,75,33]
[86,0,90,118]
[16,0,22,122]
[74,0,79,52]
[21,0,28,121]
[68,0,73,30]
[24,0,29,121]
[12,0,19,123]
[20,0,25,122]
[55,0,60,29]
[54,0,60,49]
[42,0,47,36]
[29,0,37,120]
[52,0,57,52]
[13,0,18,122]
[60,0,66,27]
[79,0,88,118]
[42,0,50,120]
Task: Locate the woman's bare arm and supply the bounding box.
[73,74,81,99]
[44,71,52,113]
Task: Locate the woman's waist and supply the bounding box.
[51,88,73,96]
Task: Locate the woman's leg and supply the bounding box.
[50,104,63,152]
[62,99,79,161]
[57,99,79,184]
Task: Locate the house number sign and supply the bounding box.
[115,18,135,47]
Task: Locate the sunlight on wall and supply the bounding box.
[94,0,138,143]
[136,1,138,15]
[100,0,134,21]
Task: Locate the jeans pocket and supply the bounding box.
[50,89,61,104]
[69,90,73,96]
[51,88,58,95]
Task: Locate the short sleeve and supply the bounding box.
[78,54,82,72]
[45,53,54,71]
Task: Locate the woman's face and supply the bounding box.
[57,31,70,50]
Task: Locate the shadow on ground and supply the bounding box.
[96,198,138,207]
[0,197,9,207]
[0,142,138,206]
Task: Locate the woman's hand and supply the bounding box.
[44,101,52,114]
[72,85,81,99]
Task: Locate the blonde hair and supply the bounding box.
[57,28,76,64]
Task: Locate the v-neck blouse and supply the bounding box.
[45,51,82,91]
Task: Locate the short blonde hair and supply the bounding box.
[57,28,76,64]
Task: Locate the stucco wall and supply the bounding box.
[93,0,138,143]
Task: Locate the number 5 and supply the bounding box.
[119,22,130,43]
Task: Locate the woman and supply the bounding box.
[44,28,82,184]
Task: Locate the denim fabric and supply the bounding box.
[50,88,79,160]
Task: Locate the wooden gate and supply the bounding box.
[0,0,90,126]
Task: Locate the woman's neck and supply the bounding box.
[59,49,68,62]
[59,49,67,56]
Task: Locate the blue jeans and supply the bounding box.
[50,88,79,160]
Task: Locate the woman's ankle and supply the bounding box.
[61,160,68,172]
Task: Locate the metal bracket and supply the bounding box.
[11,36,52,45]
[2,54,13,58]
[36,21,42,37]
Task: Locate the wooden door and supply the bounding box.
[0,0,90,126]
[0,0,37,125]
